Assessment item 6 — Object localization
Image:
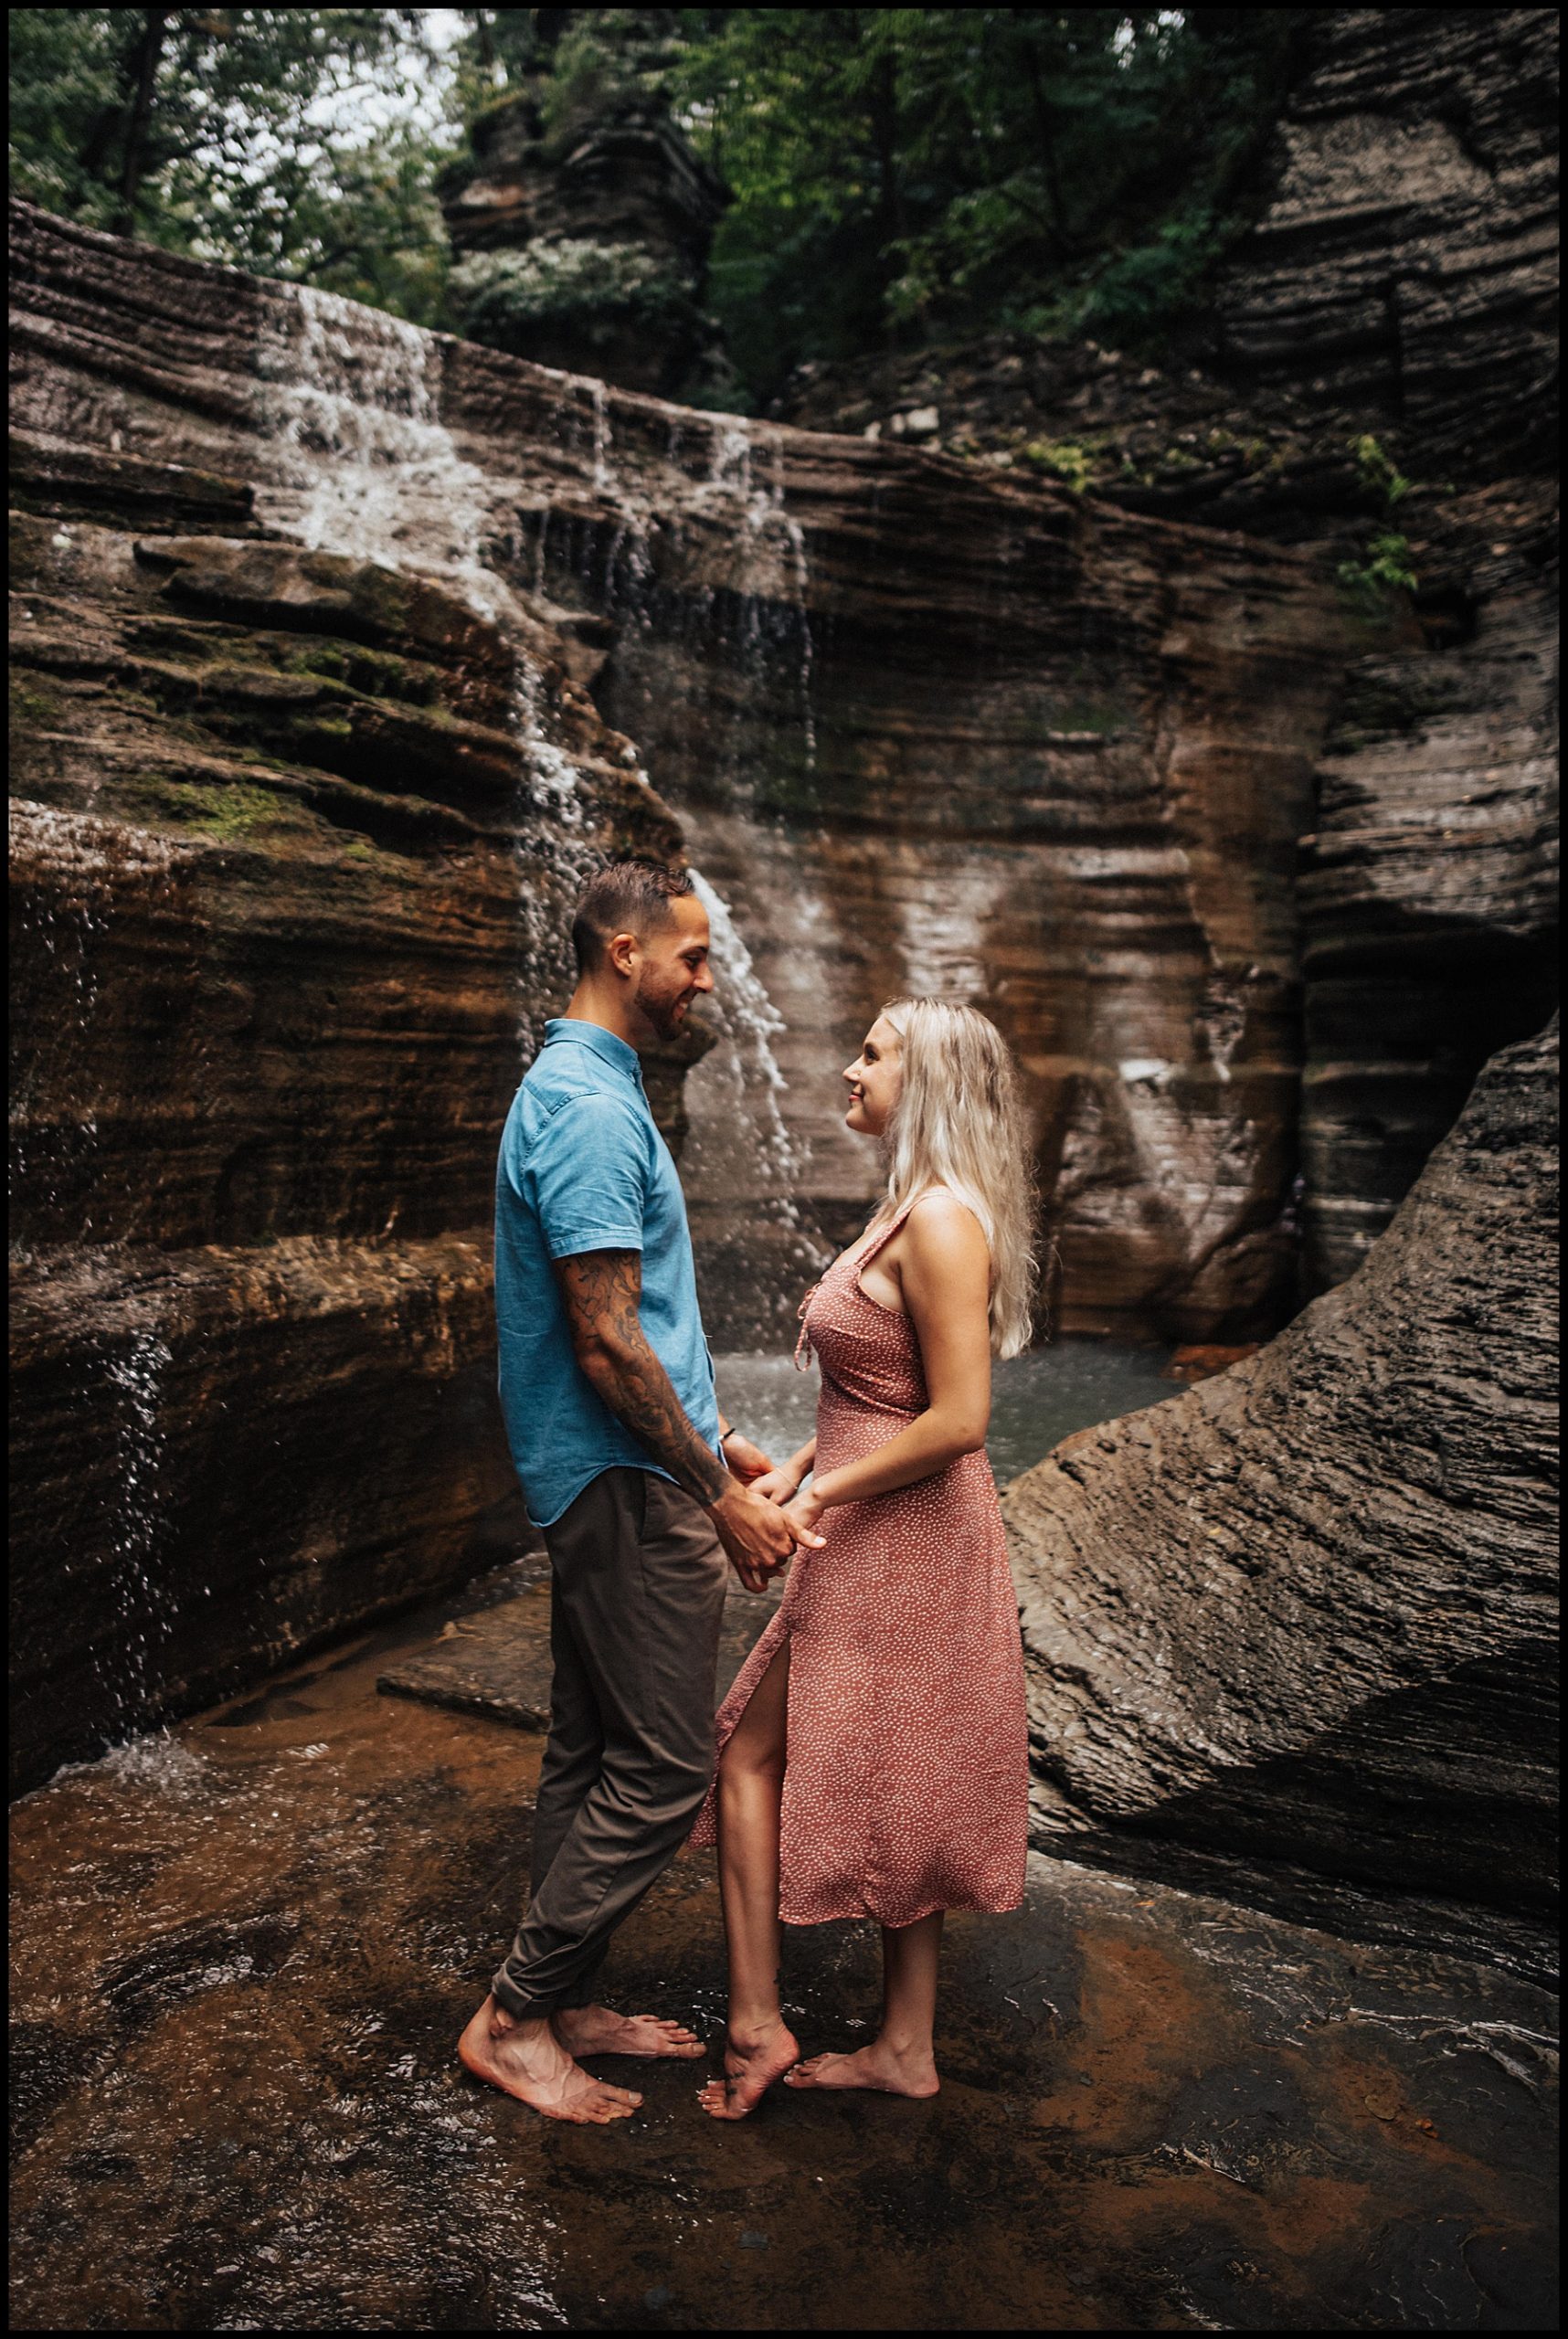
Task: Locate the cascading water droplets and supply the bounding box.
[103,1328,175,1736]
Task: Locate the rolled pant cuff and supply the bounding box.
[491,1970,561,2023]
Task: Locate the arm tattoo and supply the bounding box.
[555,1250,729,1506]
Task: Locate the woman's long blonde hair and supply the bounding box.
[870,996,1038,1358]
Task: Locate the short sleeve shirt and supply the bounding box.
[494,1018,721,1527]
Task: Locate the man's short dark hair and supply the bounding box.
[571,856,695,974]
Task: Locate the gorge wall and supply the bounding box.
[8,200,1359,1783]
[770,7,1559,1295]
[8,2,1557,1814]
[9,210,695,1788]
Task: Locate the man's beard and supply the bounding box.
[634,974,691,1043]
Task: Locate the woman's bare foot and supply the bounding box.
[698,2016,800,2120]
[457,1994,642,2124]
[554,2005,705,2059]
[784,2038,939,2098]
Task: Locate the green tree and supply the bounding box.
[9,7,456,322]
[673,7,1308,397]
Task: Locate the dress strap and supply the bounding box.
[854,1191,935,1269]
[792,1282,821,1371]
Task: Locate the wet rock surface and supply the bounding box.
[10,196,1362,1355]
[1001,1021,1559,1977]
[10,1600,1558,2333]
[8,211,696,1785]
[377,1570,781,1729]
[768,10,1561,1299]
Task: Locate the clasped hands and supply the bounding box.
[713,1430,825,1595]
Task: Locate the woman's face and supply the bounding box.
[843,1015,904,1138]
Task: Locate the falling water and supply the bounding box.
[102,1328,175,1734]
[696,416,818,780]
[589,378,612,493]
[253,286,508,619]
[681,869,829,1341]
[252,282,822,1312]
[687,869,799,1191]
[252,287,605,1042]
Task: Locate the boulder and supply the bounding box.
[1001,1018,1558,1971]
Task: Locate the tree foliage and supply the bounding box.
[8,7,455,322]
[9,7,1312,396]
[671,7,1308,393]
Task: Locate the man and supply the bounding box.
[458,856,820,2125]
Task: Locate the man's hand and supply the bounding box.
[709,1479,823,1594]
[720,1429,774,1484]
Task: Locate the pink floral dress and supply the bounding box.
[690,1196,1030,1925]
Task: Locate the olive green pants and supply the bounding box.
[492,1466,728,2021]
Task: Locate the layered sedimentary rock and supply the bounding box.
[439,10,732,403]
[12,198,1362,1357]
[1213,7,1560,480]
[1216,7,1562,1287]
[599,471,1355,1343]
[771,11,1561,1295]
[1001,1019,1559,1970]
[1298,476,1559,1283]
[11,130,1552,1795]
[10,1236,513,1789]
[9,210,690,1787]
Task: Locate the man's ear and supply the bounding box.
[606,928,639,979]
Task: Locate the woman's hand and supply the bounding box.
[747,1466,801,1506]
[779,1489,827,1548]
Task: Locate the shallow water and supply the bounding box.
[11,1592,1558,2334]
[715,1337,1176,1489]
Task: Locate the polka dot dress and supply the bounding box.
[689,1194,1030,1926]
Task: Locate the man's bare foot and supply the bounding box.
[784,2038,939,2098]
[697,2016,800,2120]
[457,1995,643,2124]
[554,2004,705,2059]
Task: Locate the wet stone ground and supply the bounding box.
[10,1567,1560,2333]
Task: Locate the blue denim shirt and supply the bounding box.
[494,1018,721,1528]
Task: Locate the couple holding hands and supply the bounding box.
[460,858,1033,2124]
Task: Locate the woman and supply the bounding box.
[690,996,1036,2116]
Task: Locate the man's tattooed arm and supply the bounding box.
[555,1249,730,1507]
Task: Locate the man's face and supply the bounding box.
[630,894,714,1042]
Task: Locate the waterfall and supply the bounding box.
[691,416,818,783]
[680,868,830,1346]
[252,287,604,1040]
[687,869,799,1191]
[251,282,823,1328]
[103,1328,175,1731]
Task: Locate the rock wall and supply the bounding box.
[1213,7,1560,481]
[439,9,734,404]
[12,198,1366,1354]
[8,206,687,1789]
[1000,1019,1559,1976]
[768,11,1560,1295]
[8,111,1551,1791]
[592,471,1354,1343]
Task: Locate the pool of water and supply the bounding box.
[715,1337,1177,1490]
